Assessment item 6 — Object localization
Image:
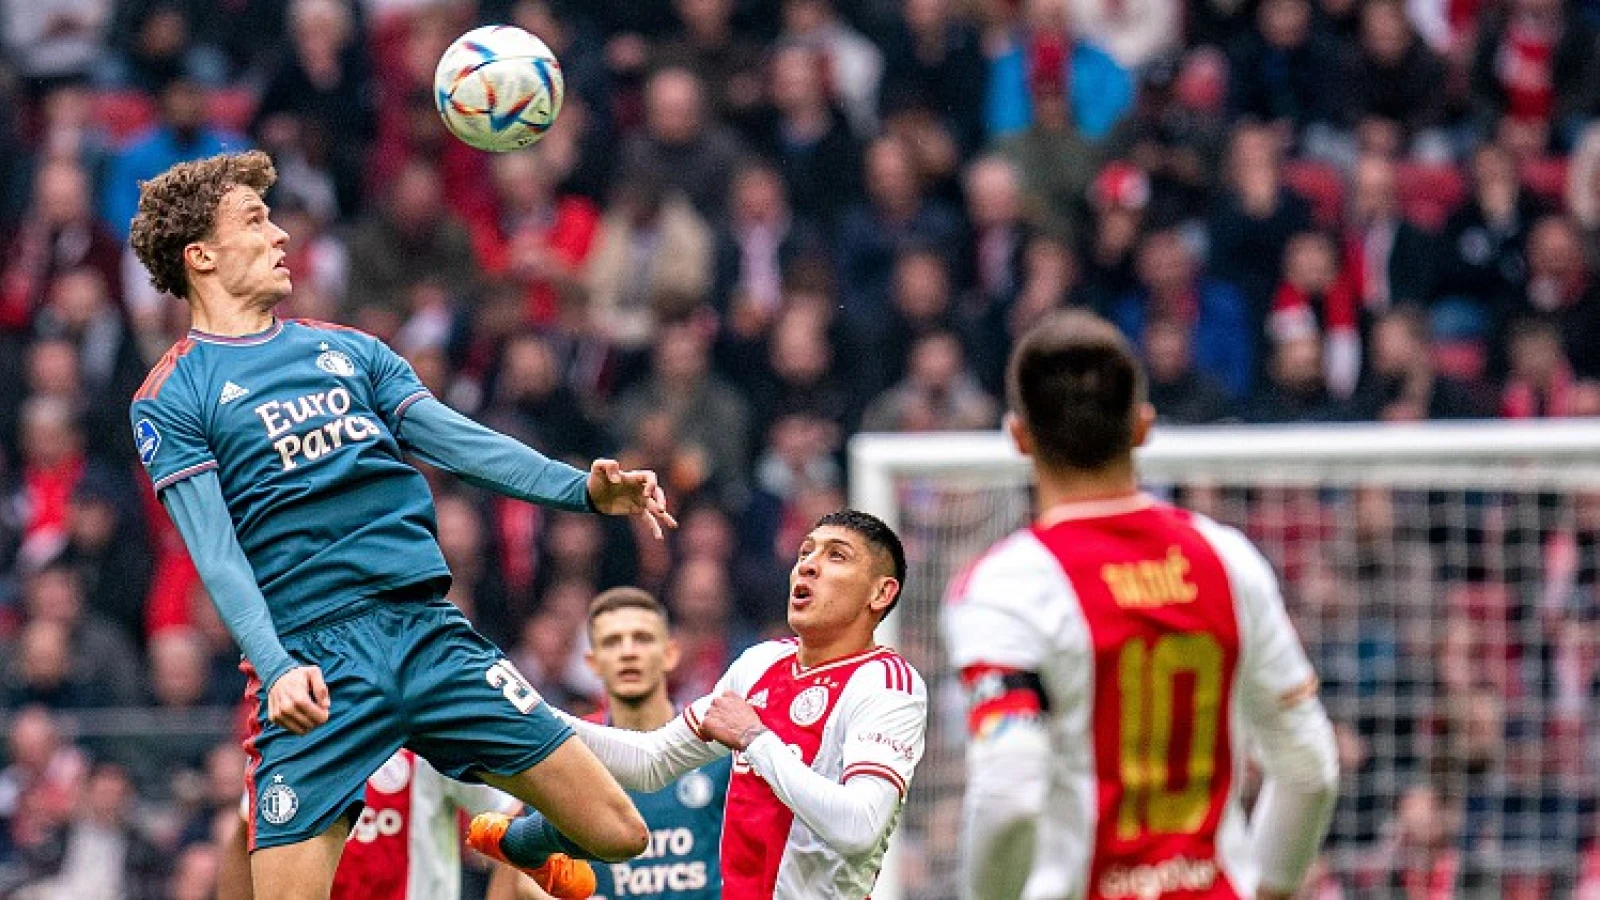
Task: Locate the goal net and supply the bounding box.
[852,421,1600,900]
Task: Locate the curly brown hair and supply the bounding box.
[128,151,277,299]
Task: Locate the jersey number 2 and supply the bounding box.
[1115,632,1224,841]
[486,660,541,714]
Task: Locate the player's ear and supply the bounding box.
[183,240,216,276]
[663,636,682,675]
[1131,402,1156,448]
[583,648,600,676]
[1005,411,1034,459]
[870,577,900,616]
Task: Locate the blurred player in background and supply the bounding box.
[218,748,524,900]
[492,588,730,900]
[943,311,1339,900]
[472,510,927,899]
[126,152,667,900]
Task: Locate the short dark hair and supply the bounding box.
[814,509,907,617]
[1007,310,1145,471]
[129,150,278,298]
[587,587,669,636]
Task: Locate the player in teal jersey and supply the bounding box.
[125,152,663,900]
[488,588,728,900]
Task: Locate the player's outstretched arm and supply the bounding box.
[395,396,675,537]
[162,471,329,734]
[555,709,727,792]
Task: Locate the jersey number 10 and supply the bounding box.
[1115,632,1224,841]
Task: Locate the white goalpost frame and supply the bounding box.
[851,420,1600,900]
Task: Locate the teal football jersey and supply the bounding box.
[588,716,729,900]
[130,319,450,635]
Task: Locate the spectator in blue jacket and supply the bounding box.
[101,78,245,239]
[982,6,1132,142]
[1115,228,1255,397]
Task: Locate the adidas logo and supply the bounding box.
[748,689,769,709]
[219,381,250,405]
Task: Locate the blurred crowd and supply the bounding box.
[2,0,1600,894]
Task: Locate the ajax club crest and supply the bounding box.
[789,685,830,727]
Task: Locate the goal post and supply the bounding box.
[853,420,1600,900]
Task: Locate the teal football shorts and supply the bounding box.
[242,593,571,849]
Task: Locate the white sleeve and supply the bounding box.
[1211,525,1340,894]
[836,661,928,798]
[557,711,728,793]
[942,537,1059,673]
[743,733,903,857]
[443,777,524,817]
[942,539,1061,900]
[553,644,793,791]
[959,716,1051,900]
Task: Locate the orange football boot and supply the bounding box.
[467,813,598,899]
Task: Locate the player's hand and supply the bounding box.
[700,692,769,751]
[586,459,678,540]
[268,666,331,735]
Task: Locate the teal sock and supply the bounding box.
[499,813,590,868]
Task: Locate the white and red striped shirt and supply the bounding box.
[331,750,519,900]
[681,640,927,899]
[945,495,1337,900]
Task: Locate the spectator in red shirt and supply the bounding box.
[0,707,89,877]
[1271,230,1362,398]
[0,160,123,334]
[1344,153,1439,314]
[1469,0,1600,154]
[469,147,601,327]
[1501,317,1577,416]
[13,399,88,570]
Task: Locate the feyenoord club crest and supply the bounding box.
[316,345,357,376]
[789,685,830,727]
[260,775,299,825]
[367,752,413,795]
[677,769,715,809]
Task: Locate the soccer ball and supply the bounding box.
[433,25,564,152]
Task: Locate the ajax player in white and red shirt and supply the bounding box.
[471,510,927,899]
[944,311,1339,900]
[219,748,524,900]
